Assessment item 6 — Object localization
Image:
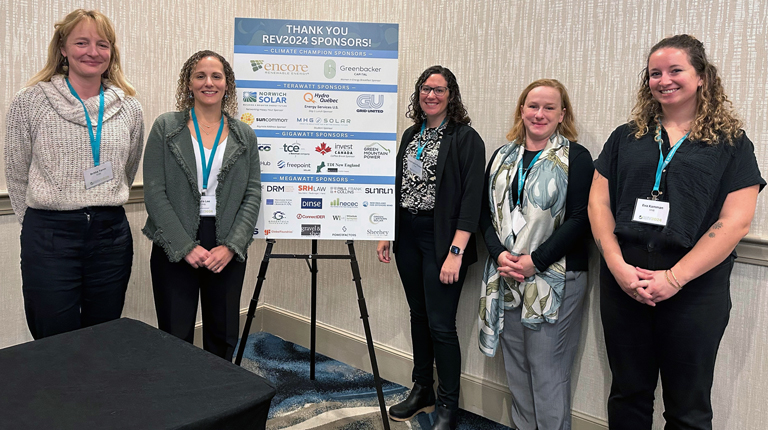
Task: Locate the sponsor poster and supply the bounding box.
[234,18,398,241]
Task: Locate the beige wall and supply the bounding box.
[1,0,767,428]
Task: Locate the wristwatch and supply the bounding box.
[449,245,464,255]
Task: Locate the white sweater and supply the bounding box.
[4,75,144,223]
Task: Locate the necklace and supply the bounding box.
[197,119,222,136]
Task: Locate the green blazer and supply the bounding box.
[142,110,261,262]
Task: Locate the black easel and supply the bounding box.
[234,239,391,430]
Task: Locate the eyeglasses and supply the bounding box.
[419,85,448,97]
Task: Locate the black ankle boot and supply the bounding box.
[431,403,457,430]
[388,382,436,421]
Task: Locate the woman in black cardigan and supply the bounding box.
[377,65,485,430]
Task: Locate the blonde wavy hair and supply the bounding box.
[630,34,742,145]
[175,50,238,117]
[506,79,577,144]
[27,9,135,96]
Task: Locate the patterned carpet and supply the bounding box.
[237,332,511,430]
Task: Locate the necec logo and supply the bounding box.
[356,94,384,113]
[329,198,358,208]
[301,198,323,209]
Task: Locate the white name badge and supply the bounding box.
[83,161,114,189]
[511,206,527,236]
[200,195,216,217]
[406,155,423,179]
[632,198,670,226]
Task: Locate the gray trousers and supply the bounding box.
[500,271,588,430]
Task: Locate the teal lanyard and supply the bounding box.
[416,118,446,160]
[66,79,104,166]
[191,107,225,194]
[516,150,543,207]
[652,125,689,200]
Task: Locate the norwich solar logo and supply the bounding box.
[250,60,264,72]
[243,91,258,102]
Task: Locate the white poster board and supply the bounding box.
[234,18,398,240]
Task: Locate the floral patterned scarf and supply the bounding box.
[478,133,569,357]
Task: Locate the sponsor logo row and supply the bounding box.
[255,224,391,239]
[259,141,390,158]
[250,58,387,81]
[264,184,394,196]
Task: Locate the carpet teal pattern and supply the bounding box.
[238,332,511,429]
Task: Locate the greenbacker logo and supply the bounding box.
[324,59,336,79]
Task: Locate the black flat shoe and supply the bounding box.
[388,382,436,421]
[431,403,457,430]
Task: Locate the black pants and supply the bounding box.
[21,207,133,340]
[395,210,467,409]
[601,244,733,430]
[150,217,246,361]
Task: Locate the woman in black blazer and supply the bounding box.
[377,65,485,430]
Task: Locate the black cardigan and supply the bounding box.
[393,121,486,266]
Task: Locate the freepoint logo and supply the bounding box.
[277,160,311,169]
[301,198,323,209]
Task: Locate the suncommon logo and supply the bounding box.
[300,198,323,209]
[356,94,384,113]
[364,142,391,159]
[301,224,322,236]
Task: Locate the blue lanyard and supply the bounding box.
[416,118,446,160]
[516,150,543,207]
[652,125,689,200]
[191,107,225,194]
[66,79,104,166]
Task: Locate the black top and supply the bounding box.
[394,121,486,266]
[480,141,594,272]
[594,123,765,251]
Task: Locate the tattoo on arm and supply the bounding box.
[708,221,723,238]
[596,238,604,255]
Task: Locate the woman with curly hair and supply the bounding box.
[377,65,485,430]
[143,50,260,361]
[5,9,143,339]
[589,35,764,428]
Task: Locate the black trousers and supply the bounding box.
[21,207,133,340]
[601,243,733,430]
[395,209,467,410]
[150,217,246,361]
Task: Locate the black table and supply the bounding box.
[0,318,275,429]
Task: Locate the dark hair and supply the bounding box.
[630,34,742,144]
[406,65,470,125]
[175,50,238,117]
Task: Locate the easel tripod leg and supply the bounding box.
[234,239,274,366]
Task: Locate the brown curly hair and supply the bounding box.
[406,65,470,126]
[630,34,742,145]
[506,79,578,144]
[175,50,238,116]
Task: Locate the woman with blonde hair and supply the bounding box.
[589,35,764,428]
[143,50,260,361]
[5,9,144,339]
[478,79,593,430]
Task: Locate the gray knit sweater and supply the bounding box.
[4,74,144,223]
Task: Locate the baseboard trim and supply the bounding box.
[195,304,608,430]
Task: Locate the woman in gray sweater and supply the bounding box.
[142,50,261,361]
[4,9,144,339]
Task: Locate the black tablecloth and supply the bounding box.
[0,318,275,429]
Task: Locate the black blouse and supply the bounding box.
[594,123,765,251]
[479,141,594,272]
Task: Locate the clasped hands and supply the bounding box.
[496,251,537,283]
[184,245,234,273]
[613,262,681,306]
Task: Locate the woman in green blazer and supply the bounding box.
[142,50,261,361]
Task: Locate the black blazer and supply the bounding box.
[393,121,486,266]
